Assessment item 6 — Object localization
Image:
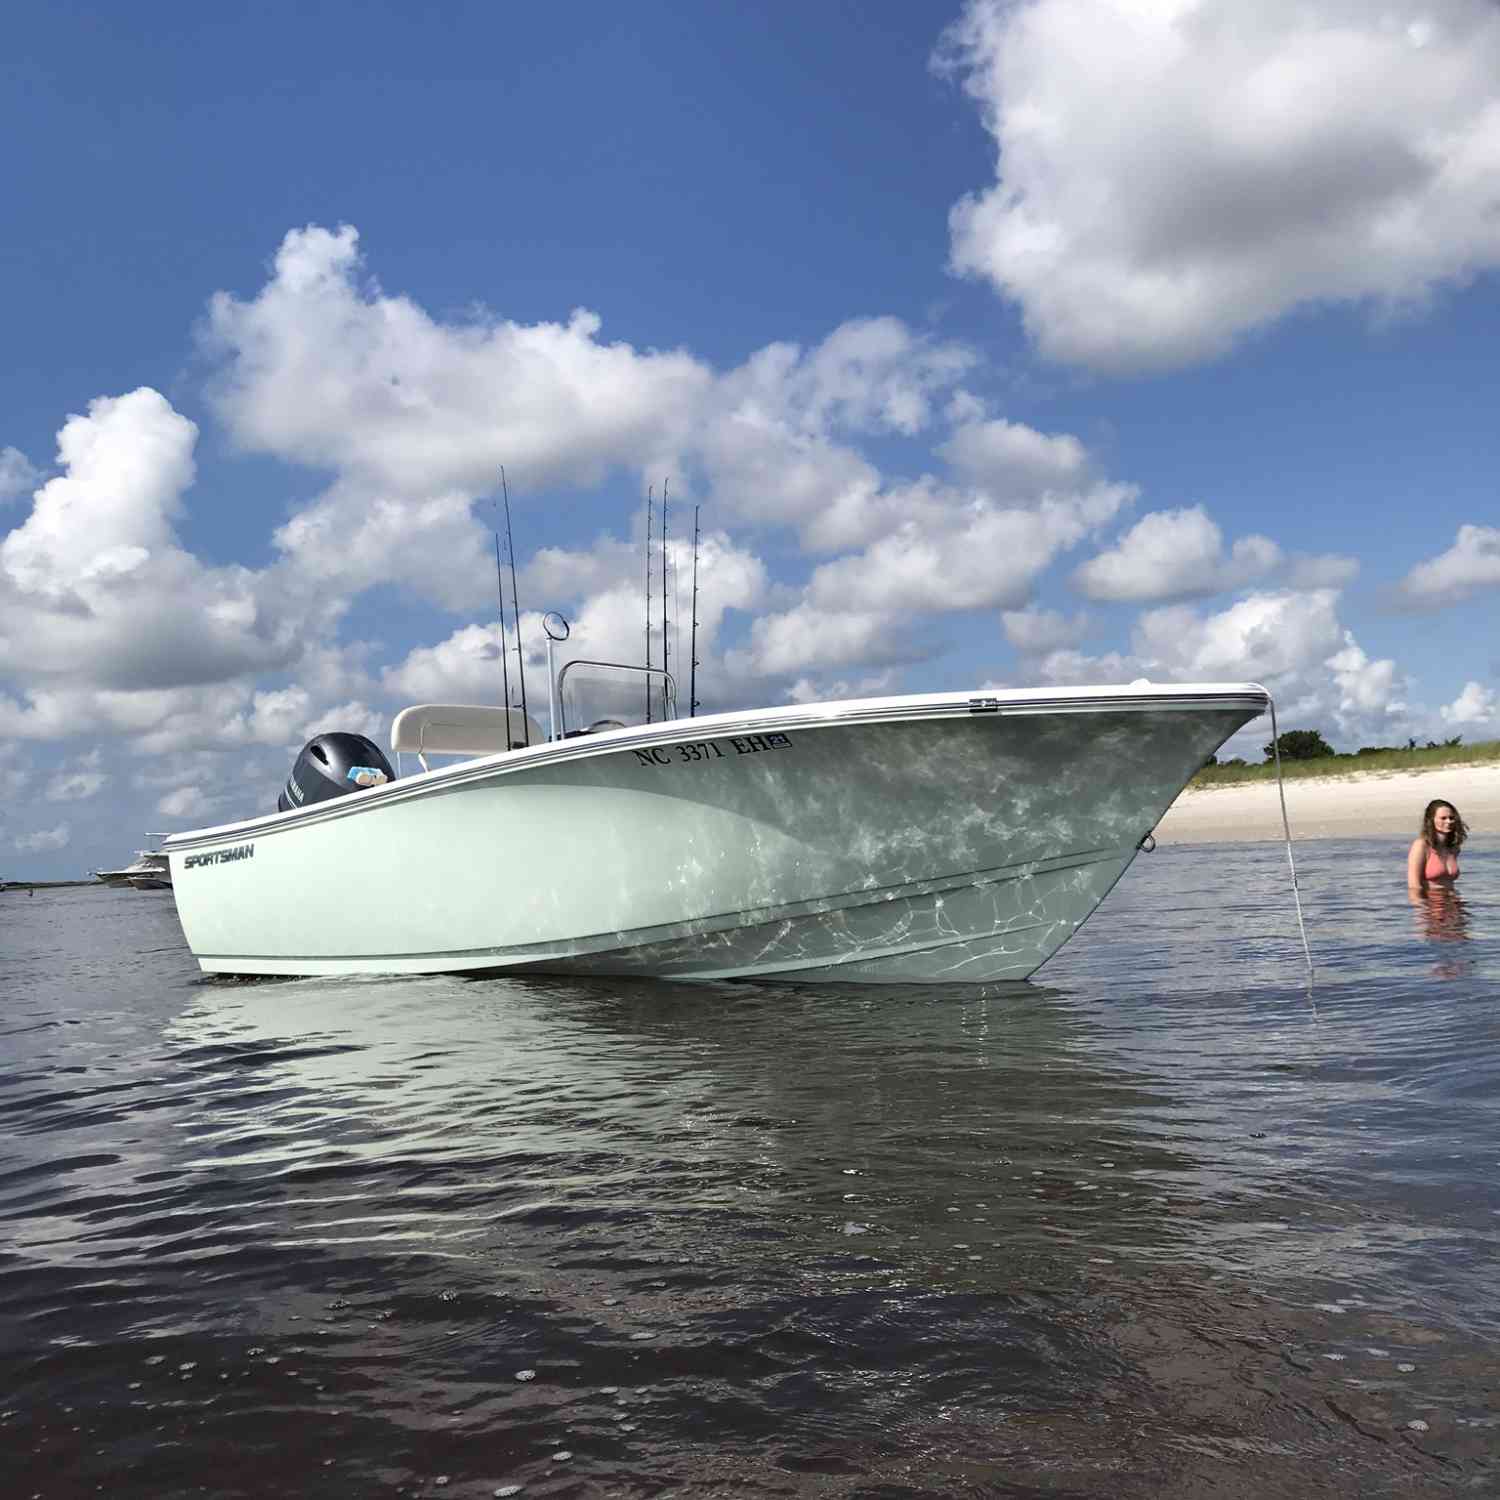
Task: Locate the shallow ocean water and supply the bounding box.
[1,838,1496,1498]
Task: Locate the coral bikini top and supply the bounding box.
[1425,845,1459,882]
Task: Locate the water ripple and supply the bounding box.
[1,847,1496,1495]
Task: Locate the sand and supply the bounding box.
[1155,763,1500,844]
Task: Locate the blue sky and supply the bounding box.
[3,0,1499,878]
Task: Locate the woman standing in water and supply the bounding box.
[1407,798,1467,895]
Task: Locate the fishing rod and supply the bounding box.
[492,529,511,725]
[661,478,670,720]
[500,466,529,746]
[643,485,654,725]
[689,504,701,718]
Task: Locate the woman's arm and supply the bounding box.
[1407,837,1427,896]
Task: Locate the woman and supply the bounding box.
[1407,799,1467,895]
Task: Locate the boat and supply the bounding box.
[125,855,173,891]
[94,839,173,891]
[163,672,1267,982]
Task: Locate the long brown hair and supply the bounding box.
[1422,799,1468,850]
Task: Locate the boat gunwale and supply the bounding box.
[162,682,1268,852]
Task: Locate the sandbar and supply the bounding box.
[1156,764,1500,844]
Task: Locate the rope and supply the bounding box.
[1267,693,1316,992]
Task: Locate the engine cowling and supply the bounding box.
[277,732,395,814]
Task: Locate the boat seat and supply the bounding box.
[390,704,543,771]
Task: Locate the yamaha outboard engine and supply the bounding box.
[278,732,395,813]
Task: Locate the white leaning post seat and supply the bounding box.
[390,704,543,771]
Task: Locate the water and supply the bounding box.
[2,841,1497,1498]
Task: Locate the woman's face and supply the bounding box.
[1433,805,1457,840]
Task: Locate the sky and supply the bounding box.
[3,0,1499,879]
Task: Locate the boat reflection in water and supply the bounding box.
[155,969,1229,1286]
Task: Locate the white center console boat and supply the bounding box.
[164,658,1266,982]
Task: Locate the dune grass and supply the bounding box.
[1190,738,1500,789]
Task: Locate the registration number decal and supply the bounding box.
[633,733,793,769]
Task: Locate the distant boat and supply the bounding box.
[163,677,1267,981]
[94,837,173,891]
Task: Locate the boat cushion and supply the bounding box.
[390,704,541,758]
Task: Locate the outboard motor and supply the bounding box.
[278,732,395,814]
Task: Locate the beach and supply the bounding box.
[1157,763,1500,843]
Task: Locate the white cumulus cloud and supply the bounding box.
[811,490,1128,616]
[385,530,766,720]
[1398,523,1500,608]
[938,414,1089,496]
[736,605,921,679]
[198,224,981,619]
[0,446,40,503]
[45,749,108,802]
[1073,506,1280,601]
[939,0,1500,371]
[1441,680,1497,727]
[1019,588,1407,748]
[786,671,899,704]
[1001,606,1091,654]
[684,320,976,548]
[206,224,713,497]
[1073,505,1357,602]
[0,389,304,692]
[156,786,214,820]
[3,389,194,598]
[14,824,70,853]
[736,479,1131,682]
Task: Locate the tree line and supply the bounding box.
[1211,729,1465,768]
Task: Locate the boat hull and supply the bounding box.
[165,688,1265,982]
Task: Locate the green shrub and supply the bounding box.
[1263,728,1335,762]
